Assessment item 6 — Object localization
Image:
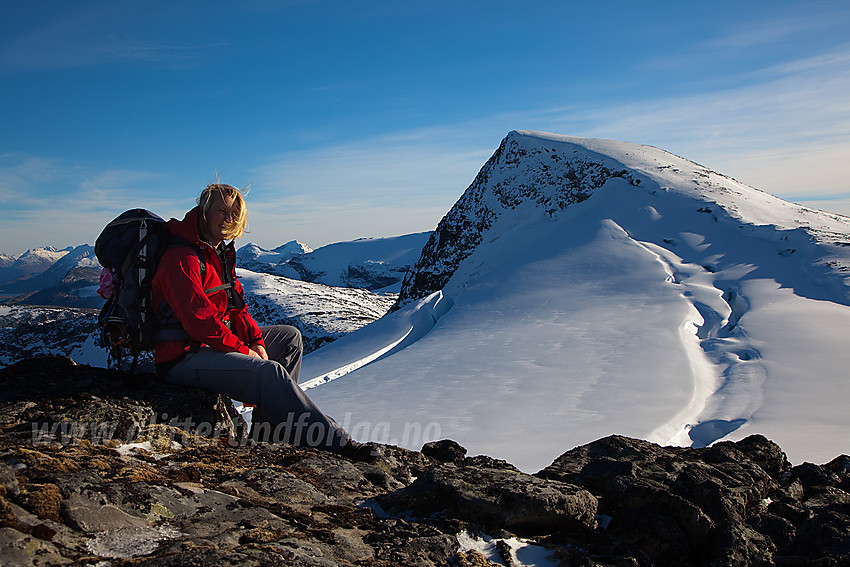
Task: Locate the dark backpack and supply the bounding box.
[95,209,205,373]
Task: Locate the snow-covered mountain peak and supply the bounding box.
[396,130,850,308]
[273,240,313,255]
[236,240,314,265]
[235,241,312,278]
[11,246,73,275]
[235,234,429,292]
[395,131,635,306]
[0,253,17,268]
[511,129,850,235]
[237,242,265,260]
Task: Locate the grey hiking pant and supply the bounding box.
[163,325,350,450]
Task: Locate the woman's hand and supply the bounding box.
[248,344,269,360]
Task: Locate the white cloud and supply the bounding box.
[521,46,850,217]
[703,10,845,52]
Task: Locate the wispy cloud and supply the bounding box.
[524,46,850,210]
[0,154,190,253]
[0,5,225,71]
[245,130,494,247]
[703,11,842,52]
[646,6,850,73]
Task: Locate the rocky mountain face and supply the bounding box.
[395,131,641,307]
[238,272,397,354]
[1,356,848,566]
[283,257,410,291]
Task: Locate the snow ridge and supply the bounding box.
[302,290,453,389]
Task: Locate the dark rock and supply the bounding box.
[602,475,715,562]
[752,512,797,553]
[825,455,850,487]
[0,461,19,497]
[375,462,598,535]
[536,434,682,490]
[421,438,467,463]
[728,434,791,479]
[61,487,149,533]
[792,461,841,492]
[0,356,248,447]
[793,509,850,559]
[538,434,850,565]
[709,523,776,566]
[768,498,814,524]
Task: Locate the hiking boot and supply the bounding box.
[338,440,383,462]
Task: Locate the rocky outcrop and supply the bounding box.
[1,356,848,566]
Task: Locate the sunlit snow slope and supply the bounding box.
[304,130,850,473]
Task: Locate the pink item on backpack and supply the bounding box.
[97,267,115,299]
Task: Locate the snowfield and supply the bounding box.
[237,269,397,350]
[303,130,850,473]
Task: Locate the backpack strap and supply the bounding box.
[204,282,233,294]
[197,241,243,309]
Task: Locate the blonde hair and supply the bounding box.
[198,183,248,240]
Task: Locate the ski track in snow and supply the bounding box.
[634,236,765,448]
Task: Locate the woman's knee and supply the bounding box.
[263,325,301,345]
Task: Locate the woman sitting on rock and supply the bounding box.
[151,182,375,460]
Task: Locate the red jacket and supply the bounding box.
[151,206,264,364]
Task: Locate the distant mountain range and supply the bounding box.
[0,245,74,278]
[1,231,431,308]
[237,233,430,291]
[0,245,101,307]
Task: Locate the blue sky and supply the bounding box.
[1,1,849,255]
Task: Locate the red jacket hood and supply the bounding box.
[168,206,205,246]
